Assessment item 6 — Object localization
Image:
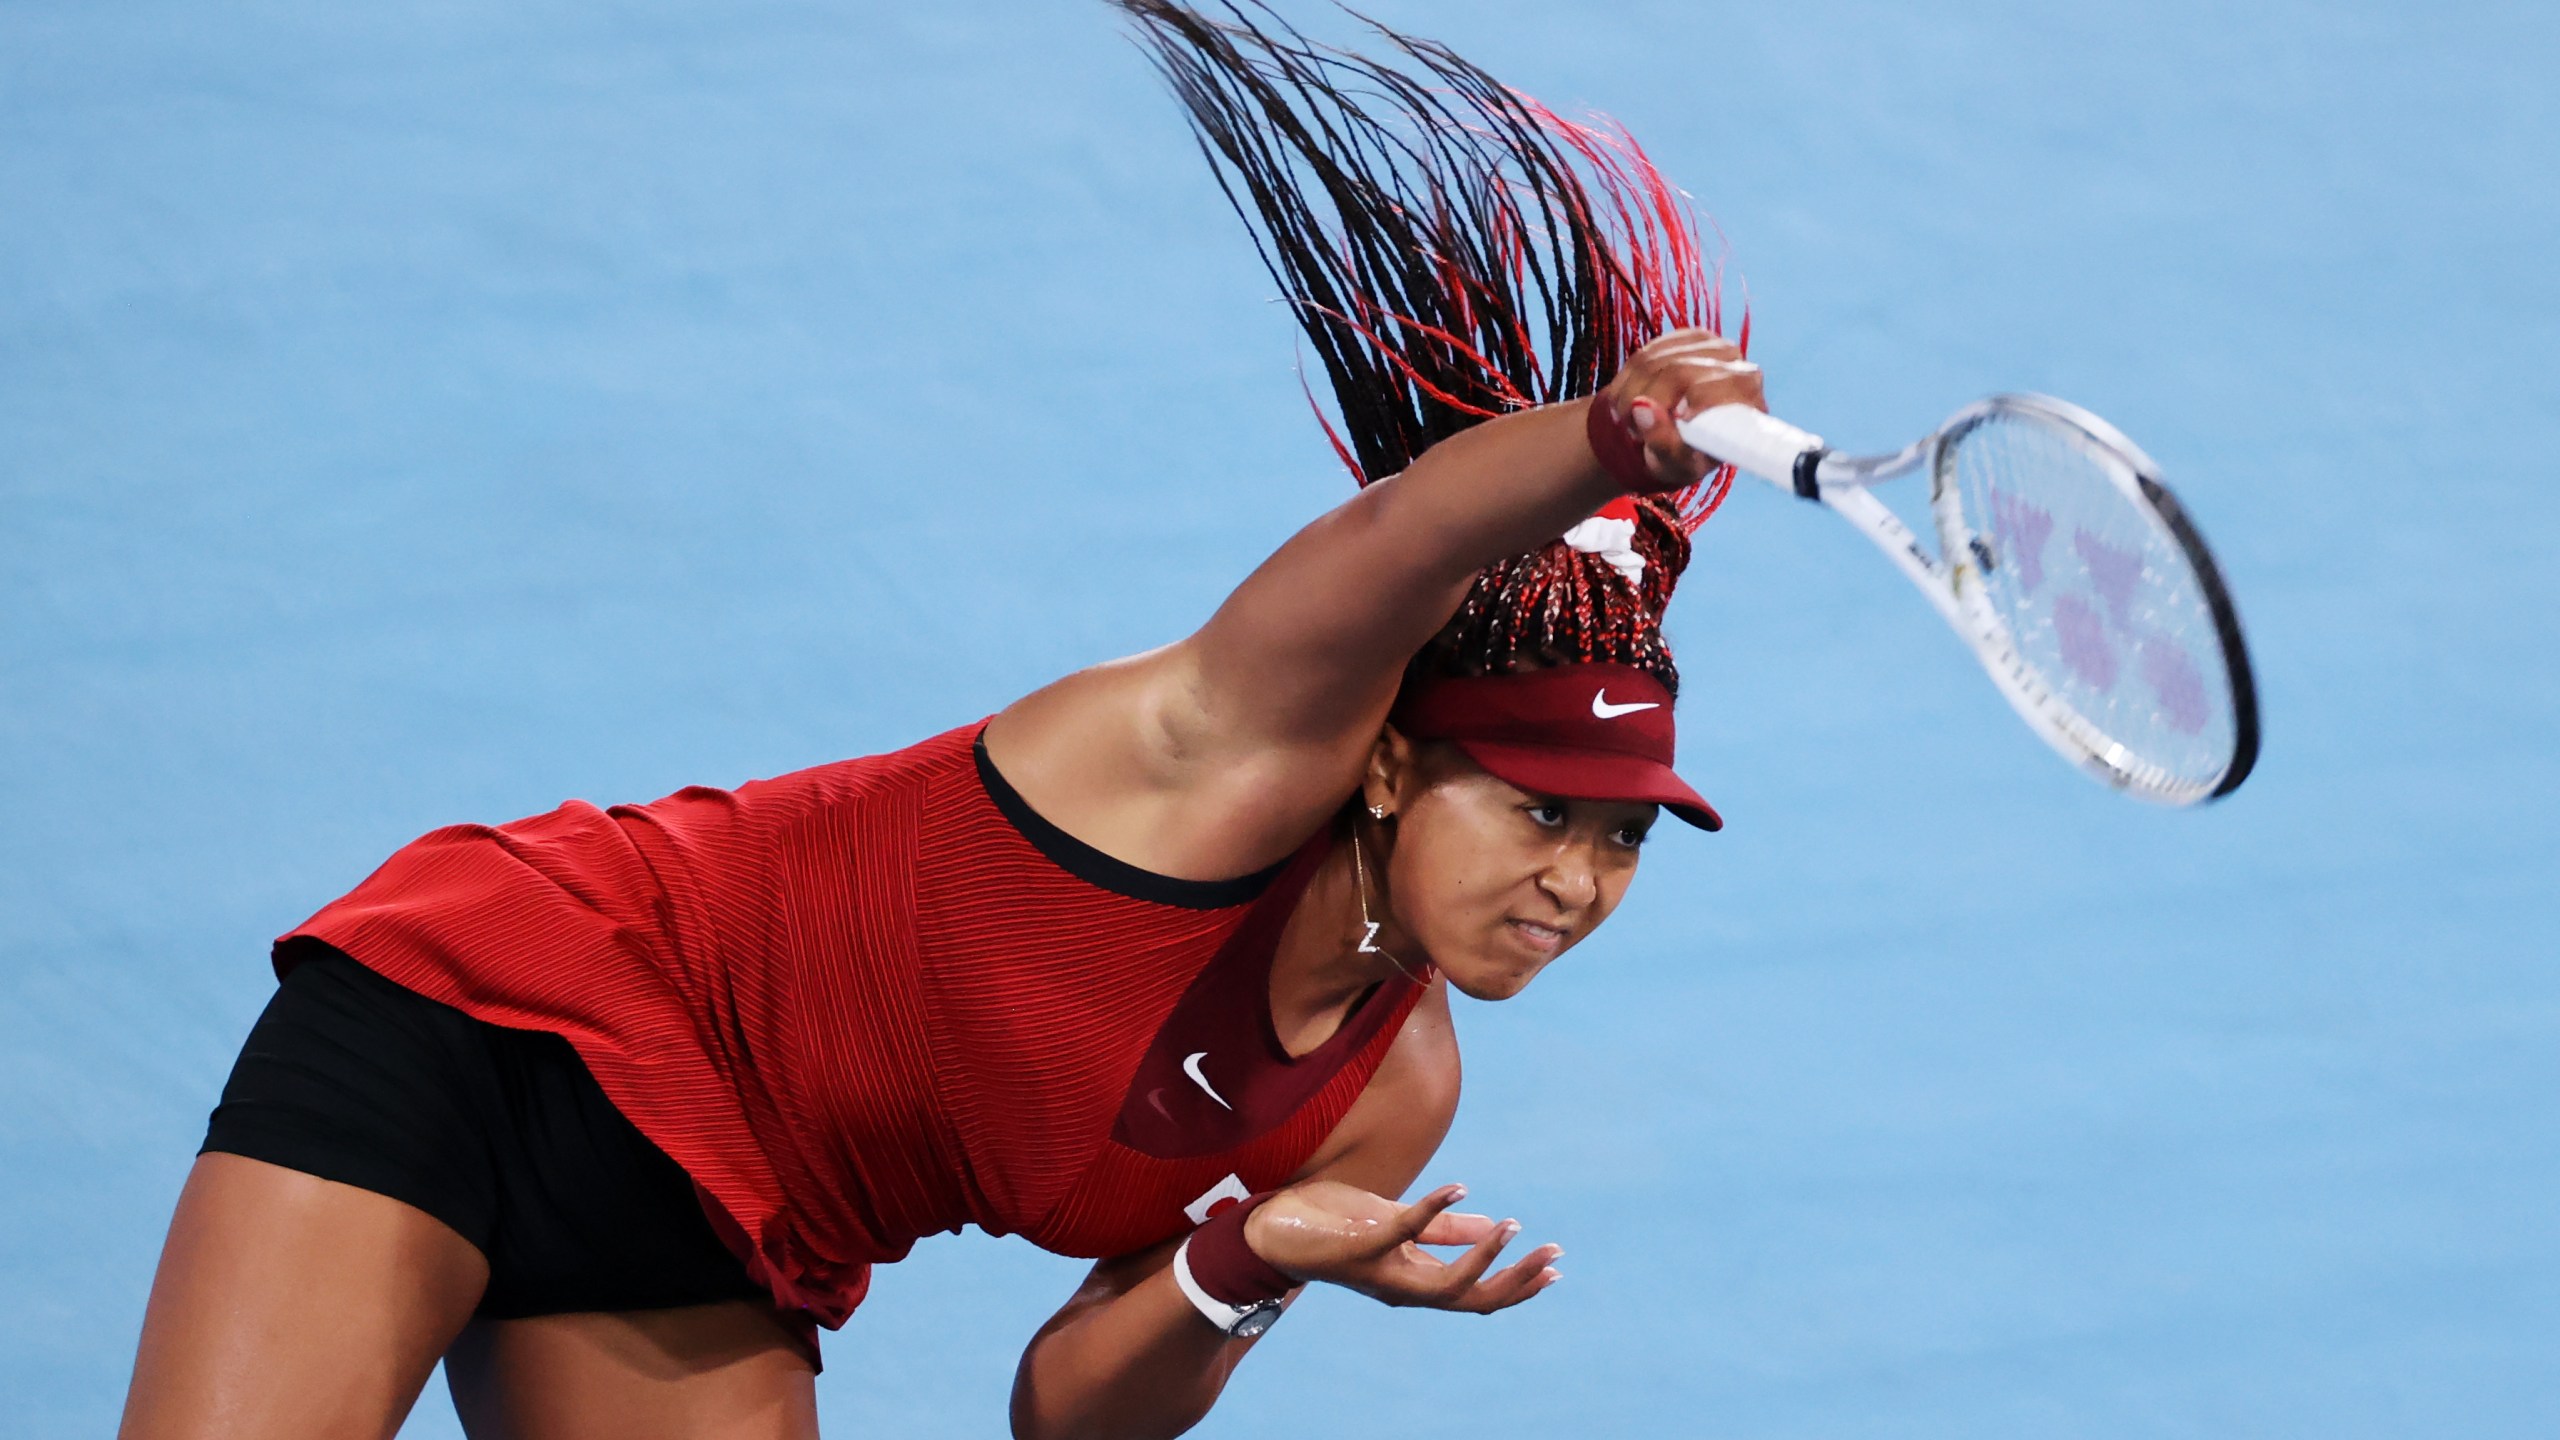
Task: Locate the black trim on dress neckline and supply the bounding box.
[972,729,1289,911]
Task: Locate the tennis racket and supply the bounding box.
[1680,396,2260,805]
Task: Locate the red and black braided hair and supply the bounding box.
[1120,0,1740,695]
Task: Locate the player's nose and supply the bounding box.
[1534,850,1598,913]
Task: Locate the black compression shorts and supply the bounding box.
[201,945,772,1320]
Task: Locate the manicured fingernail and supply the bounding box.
[1501,1220,1521,1238]
[1447,1185,1468,1202]
[1628,398,1659,428]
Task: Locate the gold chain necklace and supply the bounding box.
[1349,826,1431,985]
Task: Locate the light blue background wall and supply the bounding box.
[5,1,2553,1434]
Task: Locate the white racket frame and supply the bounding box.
[1679,395,2259,804]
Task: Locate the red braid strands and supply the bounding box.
[1520,97,1744,533]
[1117,2,1739,513]
[1120,0,1740,696]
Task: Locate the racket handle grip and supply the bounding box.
[1678,404,1826,484]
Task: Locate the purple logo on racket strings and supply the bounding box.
[2053,592,2119,693]
[1984,483,2214,738]
[2138,633,2210,735]
[2045,525,2210,732]
[2075,530,2144,628]
[1985,486,2055,594]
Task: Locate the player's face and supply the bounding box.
[1376,750,1655,1001]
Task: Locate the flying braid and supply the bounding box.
[1119,0,1741,694]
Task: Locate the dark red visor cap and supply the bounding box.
[1390,661,1722,831]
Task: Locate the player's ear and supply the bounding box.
[1363,724,1418,818]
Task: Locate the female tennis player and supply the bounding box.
[120,5,1761,1437]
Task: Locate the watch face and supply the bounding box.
[1231,1301,1283,1339]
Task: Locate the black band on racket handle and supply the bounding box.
[1791,447,1830,501]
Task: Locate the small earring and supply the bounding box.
[1368,804,1388,821]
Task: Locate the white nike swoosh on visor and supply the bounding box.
[1592,690,1661,719]
[1181,1051,1233,1111]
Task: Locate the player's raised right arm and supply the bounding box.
[985,331,1759,879]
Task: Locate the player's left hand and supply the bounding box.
[1244,1180,1561,1313]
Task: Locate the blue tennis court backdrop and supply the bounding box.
[5,0,2553,1434]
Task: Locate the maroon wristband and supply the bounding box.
[1584,393,1655,492]
[1184,1192,1296,1306]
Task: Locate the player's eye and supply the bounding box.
[1613,824,1651,849]
[1523,803,1567,828]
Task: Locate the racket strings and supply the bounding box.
[1945,412,2239,796]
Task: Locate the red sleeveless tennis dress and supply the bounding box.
[277,721,1423,1343]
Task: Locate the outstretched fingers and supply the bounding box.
[1377,1183,1469,1252]
[1319,1183,1565,1314]
[1412,1209,1502,1248]
[1456,1242,1564,1313]
[1430,1217,1523,1298]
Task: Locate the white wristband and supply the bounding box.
[1171,1236,1284,1338]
